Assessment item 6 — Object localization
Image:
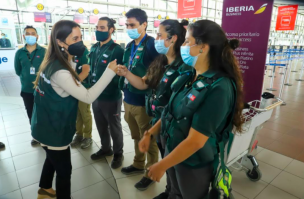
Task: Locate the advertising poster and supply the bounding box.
[275,5,298,31]
[177,0,202,19]
[222,0,274,102]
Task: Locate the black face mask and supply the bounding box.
[65,41,86,57]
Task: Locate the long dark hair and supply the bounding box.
[145,19,189,89]
[34,20,80,87]
[188,20,244,132]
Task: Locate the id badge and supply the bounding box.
[92,73,96,77]
[30,67,35,75]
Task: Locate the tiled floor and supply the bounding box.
[0,61,304,199]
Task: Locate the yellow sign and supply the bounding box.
[157,15,162,20]
[185,18,189,21]
[93,9,99,15]
[192,19,196,22]
[165,16,170,20]
[78,8,84,14]
[36,3,44,11]
[122,11,126,16]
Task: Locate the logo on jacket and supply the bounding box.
[102,60,107,64]
[36,86,45,96]
[136,55,140,59]
[187,93,196,101]
[36,55,40,58]
[162,78,168,83]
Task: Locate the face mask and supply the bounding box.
[95,31,109,42]
[25,36,37,46]
[65,41,86,57]
[180,45,200,67]
[154,39,171,55]
[2,35,5,38]
[127,26,142,39]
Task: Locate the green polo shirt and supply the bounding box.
[89,40,124,101]
[14,44,46,93]
[166,70,234,168]
[75,48,90,88]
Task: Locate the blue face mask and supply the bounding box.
[127,26,142,40]
[180,45,200,67]
[25,36,37,46]
[154,40,171,55]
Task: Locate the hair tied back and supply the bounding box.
[228,39,240,50]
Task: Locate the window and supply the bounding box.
[0,29,14,48]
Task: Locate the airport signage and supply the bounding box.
[275,5,298,31]
[177,0,202,19]
[222,0,274,102]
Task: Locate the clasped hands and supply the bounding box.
[106,59,129,76]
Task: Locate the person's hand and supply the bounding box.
[108,59,118,73]
[82,64,90,73]
[147,162,166,182]
[117,65,129,77]
[138,131,151,153]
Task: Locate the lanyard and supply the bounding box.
[128,34,147,70]
[27,50,37,66]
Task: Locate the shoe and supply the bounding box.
[121,165,144,175]
[0,142,5,149]
[31,139,40,146]
[153,192,169,199]
[37,188,56,199]
[80,138,93,149]
[111,154,124,169]
[91,149,113,160]
[135,177,155,191]
[70,135,83,147]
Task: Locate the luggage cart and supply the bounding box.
[225,92,284,181]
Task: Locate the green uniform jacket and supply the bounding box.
[119,35,153,94]
[161,70,235,168]
[146,57,192,125]
[75,48,90,88]
[31,60,78,147]
[14,44,46,93]
[89,40,124,101]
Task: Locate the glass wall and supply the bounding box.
[1,0,303,47]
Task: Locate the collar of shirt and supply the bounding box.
[22,44,41,52]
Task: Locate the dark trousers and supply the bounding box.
[165,148,213,199]
[92,98,124,155]
[20,91,34,124]
[39,147,72,199]
[157,138,171,194]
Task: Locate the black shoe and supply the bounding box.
[111,154,124,169]
[31,139,39,146]
[135,177,155,191]
[153,192,169,199]
[0,142,5,149]
[121,165,145,175]
[91,149,113,160]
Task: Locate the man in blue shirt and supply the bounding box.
[119,8,160,191]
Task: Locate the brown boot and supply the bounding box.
[37,188,56,199]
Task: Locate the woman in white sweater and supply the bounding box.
[31,20,118,199]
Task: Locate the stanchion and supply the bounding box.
[266,64,277,91]
[279,65,287,106]
[296,60,304,81]
[284,58,293,86]
[291,57,299,72]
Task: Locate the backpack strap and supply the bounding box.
[108,42,119,51]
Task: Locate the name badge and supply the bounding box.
[78,66,82,70]
[138,47,143,51]
[30,67,35,75]
[166,71,173,76]
[103,54,109,58]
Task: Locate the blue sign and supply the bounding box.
[45,12,52,23]
[1,17,8,25]
[0,57,8,64]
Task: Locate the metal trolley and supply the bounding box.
[225,92,284,181]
